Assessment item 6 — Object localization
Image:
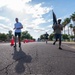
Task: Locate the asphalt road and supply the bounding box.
[0,42,75,75]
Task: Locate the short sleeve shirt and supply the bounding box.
[44,33,49,39]
[52,24,63,34]
[14,22,22,33]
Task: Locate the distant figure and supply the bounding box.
[44,32,49,44]
[14,18,23,48]
[52,19,63,49]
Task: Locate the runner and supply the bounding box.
[14,18,23,48]
[52,19,63,49]
[44,32,49,44]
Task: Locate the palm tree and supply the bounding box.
[71,12,75,21]
[64,18,71,35]
[62,21,66,34]
[69,24,73,36]
[73,26,75,35]
[71,12,75,41]
[62,18,71,35]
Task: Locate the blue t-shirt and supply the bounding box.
[14,22,23,33]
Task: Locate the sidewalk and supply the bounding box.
[62,42,75,49]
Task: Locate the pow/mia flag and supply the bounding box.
[52,10,57,25]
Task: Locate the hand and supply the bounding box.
[58,25,61,28]
[17,27,23,29]
[17,28,21,29]
[13,28,15,30]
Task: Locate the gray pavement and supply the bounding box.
[0,42,75,75]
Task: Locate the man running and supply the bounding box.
[52,19,63,49]
[14,18,23,48]
[44,32,49,44]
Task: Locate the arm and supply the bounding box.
[17,23,23,29]
[13,24,16,30]
[58,24,63,30]
[52,25,57,30]
[16,26,23,29]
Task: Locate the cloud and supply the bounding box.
[0,16,10,23]
[32,18,46,25]
[0,23,12,30]
[0,0,53,38]
[0,0,32,12]
[25,3,52,18]
[47,19,53,22]
[47,24,53,28]
[22,0,32,3]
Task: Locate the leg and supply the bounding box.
[59,34,62,49]
[53,34,58,45]
[53,38,57,45]
[46,39,47,44]
[59,37,61,47]
[18,33,21,47]
[14,36,17,47]
[14,33,17,47]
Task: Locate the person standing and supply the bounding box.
[14,18,23,48]
[52,19,63,49]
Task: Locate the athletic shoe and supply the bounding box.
[59,47,62,50]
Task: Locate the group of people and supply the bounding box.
[13,18,63,50]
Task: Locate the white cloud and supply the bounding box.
[0,0,32,12]
[0,16,10,22]
[47,19,52,22]
[47,24,53,28]
[0,0,6,8]
[22,17,50,32]
[28,3,52,18]
[32,18,46,25]
[0,0,53,38]
[0,23,12,30]
[22,0,32,3]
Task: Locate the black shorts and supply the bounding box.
[45,38,48,40]
[15,32,21,37]
[55,34,61,40]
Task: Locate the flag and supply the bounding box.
[52,10,57,25]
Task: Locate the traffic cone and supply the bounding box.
[10,36,14,46]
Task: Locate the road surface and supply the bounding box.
[0,42,75,75]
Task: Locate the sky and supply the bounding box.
[0,0,75,39]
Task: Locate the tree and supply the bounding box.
[62,34,69,41]
[40,34,45,40]
[71,12,75,41]
[49,34,54,41]
[71,12,75,21]
[0,33,7,41]
[69,24,73,36]
[64,18,71,35]
[8,30,12,40]
[21,31,33,40]
[73,26,75,35]
[70,35,74,41]
[62,21,66,34]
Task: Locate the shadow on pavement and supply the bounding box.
[61,48,75,53]
[12,47,32,74]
